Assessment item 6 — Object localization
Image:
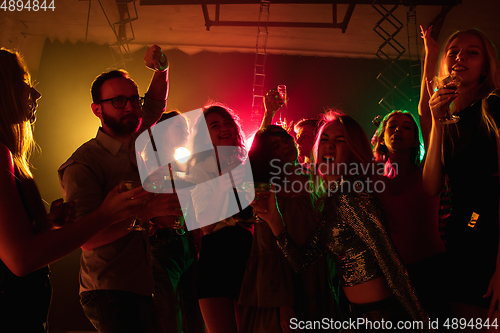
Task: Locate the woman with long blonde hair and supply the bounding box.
[0,49,152,332]
[420,28,500,323]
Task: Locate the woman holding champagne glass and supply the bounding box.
[239,124,339,333]
[0,49,155,332]
[420,27,500,322]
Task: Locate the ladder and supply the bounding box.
[251,1,271,123]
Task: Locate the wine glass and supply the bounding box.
[163,171,196,235]
[431,73,462,124]
[118,180,146,231]
[241,182,272,222]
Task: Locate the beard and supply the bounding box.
[102,110,142,136]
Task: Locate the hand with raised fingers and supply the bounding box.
[144,44,168,72]
[264,89,284,117]
[420,25,439,58]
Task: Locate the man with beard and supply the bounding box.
[58,45,176,333]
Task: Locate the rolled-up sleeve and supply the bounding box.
[59,161,104,220]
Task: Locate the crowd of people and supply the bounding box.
[1,25,500,333]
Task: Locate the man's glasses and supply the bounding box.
[99,96,145,108]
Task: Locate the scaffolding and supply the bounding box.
[406,5,421,107]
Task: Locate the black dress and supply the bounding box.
[443,92,500,308]
[0,177,52,332]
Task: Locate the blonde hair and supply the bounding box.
[0,48,48,233]
[439,29,500,137]
[0,48,35,179]
[310,110,373,200]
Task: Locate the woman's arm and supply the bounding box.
[0,144,152,276]
[422,116,445,196]
[254,188,324,272]
[259,90,283,130]
[422,77,459,196]
[418,25,440,149]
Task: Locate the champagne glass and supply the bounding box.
[277,85,287,106]
[163,171,196,235]
[275,85,288,127]
[118,180,146,231]
[431,73,462,124]
[241,182,272,222]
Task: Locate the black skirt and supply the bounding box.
[197,225,252,300]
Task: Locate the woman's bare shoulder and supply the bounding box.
[0,143,15,171]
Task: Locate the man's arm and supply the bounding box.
[145,70,168,102]
[141,45,169,129]
[60,162,132,251]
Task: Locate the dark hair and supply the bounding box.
[372,110,423,166]
[140,110,187,170]
[187,102,246,171]
[248,125,295,183]
[294,118,321,135]
[158,110,181,123]
[90,70,137,103]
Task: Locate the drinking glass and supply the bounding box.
[241,182,272,222]
[118,180,146,231]
[163,172,195,235]
[431,73,462,124]
[277,85,287,106]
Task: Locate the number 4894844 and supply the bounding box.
[1,0,56,11]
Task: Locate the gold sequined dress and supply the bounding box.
[276,182,429,329]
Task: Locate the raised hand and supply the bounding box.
[420,25,439,58]
[264,89,284,116]
[144,45,168,72]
